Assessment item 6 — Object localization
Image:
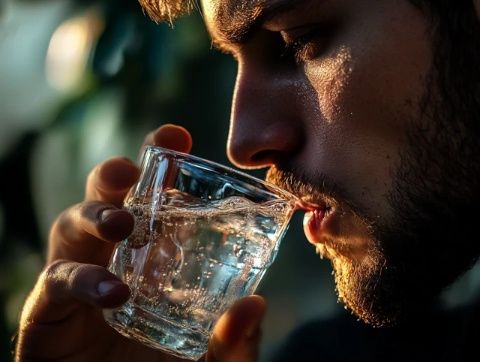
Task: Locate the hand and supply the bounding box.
[16,124,266,362]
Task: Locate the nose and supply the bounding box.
[227,62,305,169]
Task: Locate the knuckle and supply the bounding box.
[86,163,101,184]
[43,259,69,278]
[85,163,102,199]
[41,261,101,299]
[86,158,138,203]
[48,215,62,243]
[68,263,103,291]
[43,259,71,280]
[49,203,84,243]
[50,207,70,235]
[56,205,78,229]
[41,259,72,292]
[54,201,115,235]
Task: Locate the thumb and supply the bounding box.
[206,295,266,362]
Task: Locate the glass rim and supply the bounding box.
[143,145,298,203]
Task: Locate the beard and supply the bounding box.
[267,7,480,327]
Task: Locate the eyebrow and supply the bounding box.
[210,0,304,46]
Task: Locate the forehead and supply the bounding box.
[202,0,271,21]
[201,0,297,42]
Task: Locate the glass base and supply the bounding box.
[104,302,209,361]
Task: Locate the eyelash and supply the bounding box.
[282,29,323,63]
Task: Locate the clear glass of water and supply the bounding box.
[103,145,296,360]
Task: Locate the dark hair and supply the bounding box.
[419,1,480,135]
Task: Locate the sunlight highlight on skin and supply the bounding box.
[304,45,354,123]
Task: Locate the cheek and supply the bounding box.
[302,46,354,124]
[300,29,430,218]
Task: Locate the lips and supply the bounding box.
[303,207,334,245]
[294,199,332,244]
[299,200,371,261]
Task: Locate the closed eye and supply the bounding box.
[281,26,329,64]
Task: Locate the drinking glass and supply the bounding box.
[103,145,296,360]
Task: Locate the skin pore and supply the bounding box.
[195,0,480,327]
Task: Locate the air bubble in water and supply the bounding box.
[116,193,290,343]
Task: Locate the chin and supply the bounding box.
[329,247,426,328]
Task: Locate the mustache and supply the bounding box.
[266,165,342,209]
[266,165,375,231]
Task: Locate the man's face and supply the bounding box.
[201,0,480,326]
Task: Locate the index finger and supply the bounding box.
[141,124,193,153]
[85,157,140,206]
[84,124,193,205]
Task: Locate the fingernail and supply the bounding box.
[100,209,117,223]
[97,280,125,297]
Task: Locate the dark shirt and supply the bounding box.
[271,298,480,362]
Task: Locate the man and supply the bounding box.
[15,0,480,361]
